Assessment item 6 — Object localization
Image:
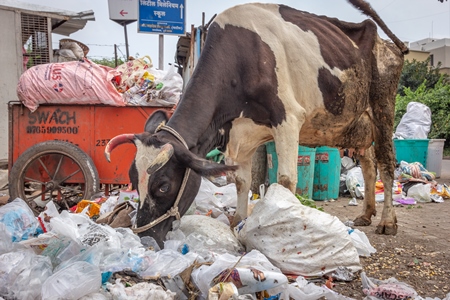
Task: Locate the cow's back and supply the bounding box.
[214,3,383,149]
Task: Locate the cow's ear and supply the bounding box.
[144,110,170,133]
[175,146,238,176]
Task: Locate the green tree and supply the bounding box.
[89,57,125,68]
[397,58,448,96]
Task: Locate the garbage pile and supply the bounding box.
[2,179,450,300]
[339,156,450,206]
[111,56,183,107]
[17,55,182,112]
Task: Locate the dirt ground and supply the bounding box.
[317,161,450,299]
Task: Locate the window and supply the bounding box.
[21,13,50,69]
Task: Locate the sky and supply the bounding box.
[18,0,450,69]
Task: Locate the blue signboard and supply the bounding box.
[138,0,185,35]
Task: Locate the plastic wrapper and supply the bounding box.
[237,184,361,277]
[0,198,39,242]
[431,184,450,199]
[331,266,356,282]
[361,271,418,300]
[0,248,37,297]
[37,200,60,233]
[42,261,102,300]
[394,102,431,139]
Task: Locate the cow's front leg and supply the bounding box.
[273,134,300,193]
[232,159,252,226]
[354,147,377,226]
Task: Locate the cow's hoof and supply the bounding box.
[353,216,372,226]
[375,223,398,235]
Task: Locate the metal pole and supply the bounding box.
[159,34,164,70]
[114,44,118,67]
[123,22,130,60]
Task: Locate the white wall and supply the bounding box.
[0,9,22,161]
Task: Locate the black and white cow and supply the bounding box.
[105,0,408,247]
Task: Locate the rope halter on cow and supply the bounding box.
[132,125,191,234]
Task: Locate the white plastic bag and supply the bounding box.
[348,228,376,257]
[394,102,431,139]
[42,261,102,300]
[407,183,432,203]
[237,184,361,277]
[193,177,238,218]
[283,276,355,300]
[138,249,195,278]
[346,167,365,199]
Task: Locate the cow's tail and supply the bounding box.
[347,0,409,54]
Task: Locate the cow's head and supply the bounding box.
[105,110,237,247]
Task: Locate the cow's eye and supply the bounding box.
[159,184,170,193]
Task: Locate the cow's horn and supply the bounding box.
[147,143,174,175]
[104,134,136,162]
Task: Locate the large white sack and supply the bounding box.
[394,102,431,139]
[237,184,361,277]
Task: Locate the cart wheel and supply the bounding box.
[9,141,99,215]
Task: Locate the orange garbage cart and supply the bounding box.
[8,102,173,214]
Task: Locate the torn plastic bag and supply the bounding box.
[283,276,356,300]
[42,261,102,300]
[0,198,40,242]
[237,184,361,277]
[394,102,431,139]
[106,279,176,299]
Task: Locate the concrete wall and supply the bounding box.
[0,10,22,162]
[405,50,429,63]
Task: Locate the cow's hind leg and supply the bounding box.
[354,147,377,226]
[374,139,397,235]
